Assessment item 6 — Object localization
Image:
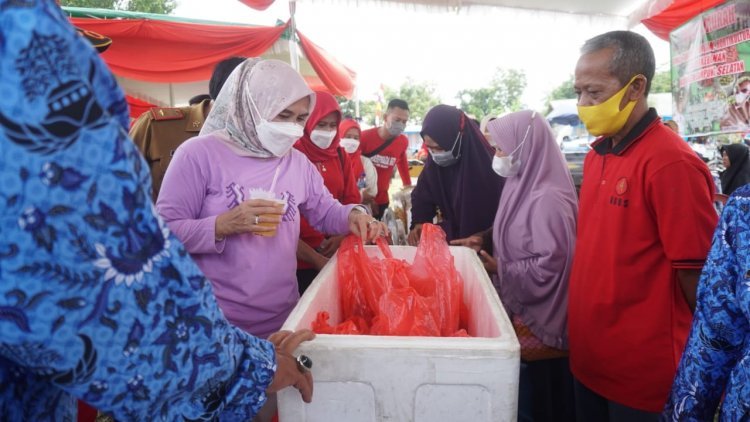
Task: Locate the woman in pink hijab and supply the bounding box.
[454,110,577,421]
[157,59,386,339]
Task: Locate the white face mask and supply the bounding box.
[737,91,750,105]
[340,137,360,153]
[491,112,535,178]
[492,155,521,177]
[256,120,304,157]
[250,93,305,157]
[310,129,336,149]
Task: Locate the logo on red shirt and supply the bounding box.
[615,177,628,196]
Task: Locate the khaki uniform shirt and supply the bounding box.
[129,99,210,201]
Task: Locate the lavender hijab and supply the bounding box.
[411,105,503,241]
[487,110,578,350]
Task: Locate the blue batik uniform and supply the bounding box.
[665,184,750,421]
[0,2,276,420]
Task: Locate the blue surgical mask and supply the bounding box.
[428,130,462,167]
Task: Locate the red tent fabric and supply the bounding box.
[238,0,276,11]
[297,30,357,98]
[642,0,726,40]
[126,95,157,121]
[71,18,288,82]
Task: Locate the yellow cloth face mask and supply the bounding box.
[577,75,641,137]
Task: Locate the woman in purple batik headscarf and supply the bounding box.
[456,109,578,422]
[407,105,503,245]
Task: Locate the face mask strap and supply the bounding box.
[247,90,264,125]
[509,111,536,159]
[449,114,466,159]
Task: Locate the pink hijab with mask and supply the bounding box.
[487,110,578,350]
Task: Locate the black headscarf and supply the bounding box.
[209,56,246,99]
[721,143,750,196]
[410,105,503,241]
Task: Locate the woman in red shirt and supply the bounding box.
[294,92,361,293]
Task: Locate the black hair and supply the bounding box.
[581,31,655,96]
[209,57,246,100]
[387,99,409,112]
[189,94,212,105]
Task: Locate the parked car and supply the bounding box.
[561,136,593,194]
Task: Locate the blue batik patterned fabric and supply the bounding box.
[664,184,750,421]
[0,2,276,420]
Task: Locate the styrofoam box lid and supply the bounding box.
[282,245,519,353]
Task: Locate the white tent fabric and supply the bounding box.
[297,0,668,25]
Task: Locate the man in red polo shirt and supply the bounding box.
[361,99,412,218]
[569,31,717,421]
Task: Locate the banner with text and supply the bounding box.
[671,0,750,137]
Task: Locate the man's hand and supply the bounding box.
[265,330,316,403]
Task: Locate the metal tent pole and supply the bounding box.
[289,1,300,72]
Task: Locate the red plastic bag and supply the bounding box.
[408,224,464,336]
[337,236,388,323]
[312,311,368,335]
[313,224,469,337]
[370,287,440,336]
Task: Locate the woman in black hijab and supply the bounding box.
[721,143,750,196]
[408,105,503,244]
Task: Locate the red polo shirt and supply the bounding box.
[360,128,412,205]
[568,109,717,412]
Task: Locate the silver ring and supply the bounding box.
[296,354,313,373]
[367,219,378,226]
[254,215,260,225]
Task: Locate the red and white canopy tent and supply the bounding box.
[65,7,357,120]
[67,0,724,122]
[237,0,726,39]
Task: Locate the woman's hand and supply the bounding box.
[479,250,498,274]
[348,210,388,243]
[407,224,423,246]
[265,329,316,403]
[215,199,284,238]
[449,234,483,252]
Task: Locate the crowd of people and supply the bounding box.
[3,2,750,421]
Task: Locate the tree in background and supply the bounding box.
[383,78,441,124]
[457,68,527,120]
[548,74,576,102]
[61,0,177,14]
[337,97,380,126]
[650,70,672,94]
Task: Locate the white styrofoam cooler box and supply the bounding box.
[278,245,520,422]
